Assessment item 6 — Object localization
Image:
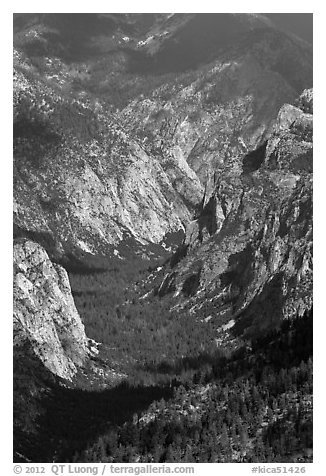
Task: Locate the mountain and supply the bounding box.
[13,46,201,263]
[13,13,313,463]
[13,13,312,263]
[149,89,312,341]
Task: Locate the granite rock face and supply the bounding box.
[156,90,313,340]
[13,50,201,260]
[13,15,313,352]
[13,14,312,262]
[120,57,296,189]
[13,239,89,379]
[296,88,313,114]
[12,16,313,463]
[117,15,312,194]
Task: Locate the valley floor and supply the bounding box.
[14,258,313,463]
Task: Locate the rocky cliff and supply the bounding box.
[14,239,89,379]
[154,89,312,341]
[119,33,310,188]
[13,14,312,263]
[12,14,313,362]
[13,14,313,464]
[13,48,202,262]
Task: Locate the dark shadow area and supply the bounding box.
[129,15,269,74]
[14,116,62,169]
[182,268,202,297]
[262,413,313,462]
[60,252,113,274]
[15,14,117,62]
[14,14,162,65]
[38,381,175,462]
[139,350,226,377]
[219,243,256,307]
[13,116,61,144]
[14,351,176,463]
[14,309,312,463]
[136,307,312,384]
[197,196,219,239]
[170,244,189,268]
[13,229,59,261]
[242,141,267,174]
[231,272,286,339]
[161,229,185,249]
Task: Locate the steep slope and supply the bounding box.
[13,238,125,462]
[78,310,312,463]
[13,49,202,261]
[151,89,312,341]
[13,14,312,264]
[12,14,313,464]
[14,239,89,380]
[120,56,297,187]
[119,21,312,187]
[133,13,311,83]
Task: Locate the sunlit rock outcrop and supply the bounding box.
[14,239,89,379]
